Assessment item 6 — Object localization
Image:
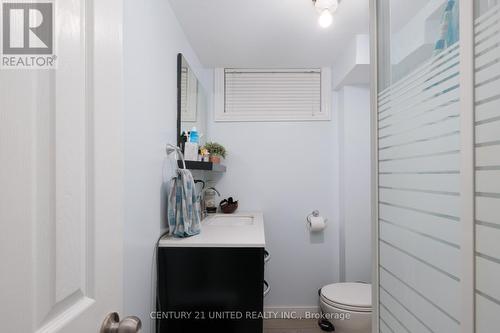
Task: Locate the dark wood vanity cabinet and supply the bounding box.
[157,247,265,333]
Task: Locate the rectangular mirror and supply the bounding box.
[177,53,208,147]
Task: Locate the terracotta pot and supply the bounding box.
[209,155,221,164]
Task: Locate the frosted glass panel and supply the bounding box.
[474,3,500,332]
[377,1,461,332]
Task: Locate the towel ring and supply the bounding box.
[166,144,186,169]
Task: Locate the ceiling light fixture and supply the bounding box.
[313,0,339,28]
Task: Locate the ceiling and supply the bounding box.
[168,0,369,68]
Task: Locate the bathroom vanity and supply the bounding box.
[157,212,267,333]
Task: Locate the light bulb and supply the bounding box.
[318,9,333,28]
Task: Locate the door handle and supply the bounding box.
[100,312,142,333]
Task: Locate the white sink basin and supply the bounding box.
[204,214,254,226]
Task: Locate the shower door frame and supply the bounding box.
[369,1,476,332]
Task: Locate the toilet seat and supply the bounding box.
[320,283,372,313]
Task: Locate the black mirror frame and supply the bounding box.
[176,53,183,147]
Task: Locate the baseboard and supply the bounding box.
[263,306,320,319]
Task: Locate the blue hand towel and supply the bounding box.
[167,169,201,237]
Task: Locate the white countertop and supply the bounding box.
[159,212,266,248]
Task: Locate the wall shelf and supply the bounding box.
[178,160,226,172]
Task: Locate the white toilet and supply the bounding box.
[319,282,372,333]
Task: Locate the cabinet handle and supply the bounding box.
[264,250,271,263]
[263,280,270,297]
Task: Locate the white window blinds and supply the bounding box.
[215,68,331,121]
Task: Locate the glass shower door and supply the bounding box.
[474,1,500,331]
[376,1,462,332]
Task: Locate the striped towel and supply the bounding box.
[434,0,459,55]
[167,169,201,237]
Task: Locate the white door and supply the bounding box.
[0,0,126,332]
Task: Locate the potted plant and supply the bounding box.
[203,142,226,164]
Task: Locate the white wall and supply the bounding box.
[337,85,372,283]
[123,1,208,332]
[207,97,341,309]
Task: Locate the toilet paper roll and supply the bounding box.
[307,215,326,232]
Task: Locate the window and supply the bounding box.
[214,68,331,121]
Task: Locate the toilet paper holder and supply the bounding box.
[308,210,320,219]
[307,210,327,221]
[306,210,327,231]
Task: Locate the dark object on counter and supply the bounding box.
[220,197,238,214]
